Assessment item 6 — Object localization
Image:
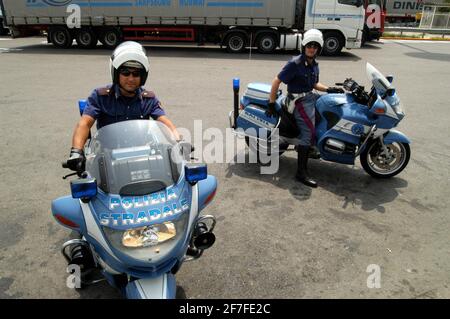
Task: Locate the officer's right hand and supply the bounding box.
[327,87,345,94]
[265,102,277,118]
[66,148,86,172]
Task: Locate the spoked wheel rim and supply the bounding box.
[366,141,408,176]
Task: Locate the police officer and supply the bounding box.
[67,41,181,171]
[267,29,344,188]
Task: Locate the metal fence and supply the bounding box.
[419,4,450,29]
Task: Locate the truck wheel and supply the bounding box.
[100,28,122,49]
[322,31,344,56]
[225,32,247,53]
[76,28,98,49]
[256,33,278,54]
[50,26,73,49]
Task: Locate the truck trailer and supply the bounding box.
[385,0,446,24]
[0,0,365,55]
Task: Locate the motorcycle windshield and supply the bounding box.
[85,120,183,196]
[366,62,392,96]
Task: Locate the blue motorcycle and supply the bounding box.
[230,63,411,178]
[52,115,218,299]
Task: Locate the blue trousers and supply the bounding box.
[293,92,320,147]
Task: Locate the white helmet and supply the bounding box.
[302,29,324,54]
[110,41,150,86]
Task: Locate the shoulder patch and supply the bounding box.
[293,55,302,65]
[141,90,156,99]
[97,87,113,96]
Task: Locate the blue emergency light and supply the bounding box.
[233,78,240,91]
[70,178,97,199]
[185,164,208,185]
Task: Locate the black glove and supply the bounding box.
[66,147,86,172]
[327,87,345,94]
[265,102,277,118]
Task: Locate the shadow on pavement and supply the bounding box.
[226,150,408,213]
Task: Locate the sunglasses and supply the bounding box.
[119,69,141,78]
[306,43,319,49]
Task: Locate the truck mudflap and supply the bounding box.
[125,273,176,299]
[346,37,362,49]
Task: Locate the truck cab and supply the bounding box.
[305,0,366,55]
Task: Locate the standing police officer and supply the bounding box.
[267,29,344,188]
[67,41,181,171]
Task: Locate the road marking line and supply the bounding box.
[381,39,450,44]
[0,48,24,53]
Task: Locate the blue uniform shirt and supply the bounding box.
[277,54,319,94]
[83,84,166,130]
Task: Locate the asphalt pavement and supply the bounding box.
[0,37,449,298]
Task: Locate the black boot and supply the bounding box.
[296,146,318,188]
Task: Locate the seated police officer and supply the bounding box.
[67,41,181,171]
[267,29,344,188]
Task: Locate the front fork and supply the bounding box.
[355,125,377,157]
[356,126,395,162]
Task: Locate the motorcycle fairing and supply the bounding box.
[90,179,192,231]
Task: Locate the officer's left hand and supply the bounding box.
[66,148,86,172]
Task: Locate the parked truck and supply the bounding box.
[0,0,365,55]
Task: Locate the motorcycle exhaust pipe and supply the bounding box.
[233,78,240,129]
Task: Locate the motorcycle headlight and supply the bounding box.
[103,213,189,263]
[122,222,176,248]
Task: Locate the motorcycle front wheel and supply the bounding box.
[360,139,411,178]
